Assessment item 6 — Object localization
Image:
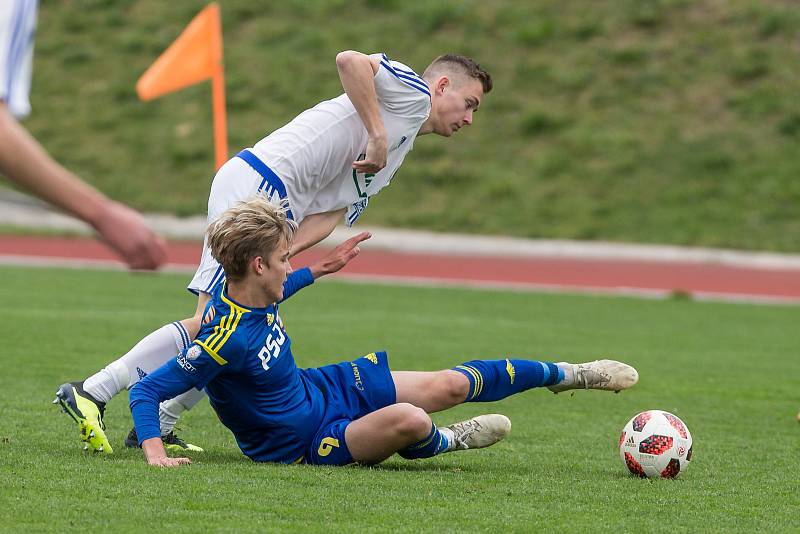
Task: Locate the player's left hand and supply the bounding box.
[310,232,371,278]
[353,134,387,175]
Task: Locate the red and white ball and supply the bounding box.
[619,410,693,478]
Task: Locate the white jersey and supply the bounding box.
[250,53,431,225]
[190,53,430,294]
[0,0,37,119]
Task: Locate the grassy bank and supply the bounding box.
[13,0,800,251]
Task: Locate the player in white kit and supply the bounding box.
[55,50,492,454]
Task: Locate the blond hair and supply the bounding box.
[206,196,297,281]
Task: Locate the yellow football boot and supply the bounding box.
[54,382,113,454]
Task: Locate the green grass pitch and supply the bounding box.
[1,266,798,532]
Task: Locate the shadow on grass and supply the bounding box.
[119,449,480,474]
[348,459,479,474]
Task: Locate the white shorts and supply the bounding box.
[187,151,294,295]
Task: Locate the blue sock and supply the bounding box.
[398,423,450,460]
[453,359,564,402]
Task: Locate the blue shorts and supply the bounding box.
[300,351,396,466]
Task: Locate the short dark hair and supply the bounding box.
[423,54,492,94]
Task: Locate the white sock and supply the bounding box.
[555,362,575,386]
[82,360,129,404]
[439,427,455,452]
[159,388,207,435]
[83,322,191,403]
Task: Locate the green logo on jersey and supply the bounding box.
[352,153,375,198]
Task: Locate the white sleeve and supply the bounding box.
[0,0,37,118]
[370,53,431,120]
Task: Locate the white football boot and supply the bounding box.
[441,414,511,452]
[547,359,639,394]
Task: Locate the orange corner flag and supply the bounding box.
[136,3,222,100]
[136,3,228,168]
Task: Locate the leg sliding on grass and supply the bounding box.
[344,357,637,463]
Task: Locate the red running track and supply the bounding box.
[1,235,799,304]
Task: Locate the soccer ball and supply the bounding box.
[619,410,692,478]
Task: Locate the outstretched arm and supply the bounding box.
[130,363,202,467]
[0,103,167,270]
[280,232,372,302]
[336,51,387,175]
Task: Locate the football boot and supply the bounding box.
[548,359,638,394]
[53,382,113,454]
[443,414,511,451]
[125,427,203,452]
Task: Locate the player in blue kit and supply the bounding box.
[130,197,639,467]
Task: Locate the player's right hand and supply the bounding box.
[352,134,387,174]
[142,436,191,467]
[148,456,192,468]
[93,201,168,270]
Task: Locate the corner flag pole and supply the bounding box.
[208,7,227,170]
[136,3,228,169]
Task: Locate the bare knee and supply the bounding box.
[182,292,211,339]
[438,370,471,405]
[393,403,432,441]
[181,316,201,339]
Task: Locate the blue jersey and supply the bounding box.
[130,267,330,463]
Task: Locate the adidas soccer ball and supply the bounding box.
[619,410,693,478]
